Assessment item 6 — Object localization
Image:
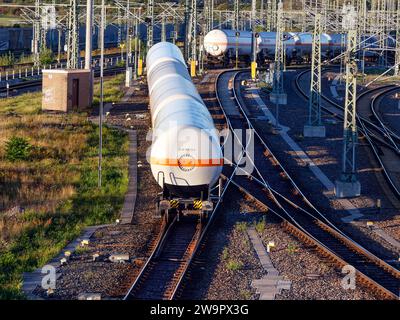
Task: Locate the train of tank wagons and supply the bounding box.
[146,29,395,220]
[203,29,396,64]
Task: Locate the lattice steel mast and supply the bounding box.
[188,0,197,76]
[146,0,154,50]
[270,1,287,128]
[395,3,400,75]
[33,0,41,66]
[304,13,325,137]
[66,0,80,69]
[335,28,361,198]
[234,0,239,30]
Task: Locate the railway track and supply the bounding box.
[0,66,126,95]
[123,215,200,300]
[370,87,400,150]
[296,69,400,198]
[123,69,255,301]
[124,169,237,300]
[216,69,400,299]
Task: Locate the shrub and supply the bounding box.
[287,242,298,255]
[74,245,89,255]
[240,290,252,300]
[5,136,32,161]
[226,259,243,271]
[235,221,247,233]
[0,52,15,67]
[39,48,54,66]
[221,247,229,260]
[254,217,266,234]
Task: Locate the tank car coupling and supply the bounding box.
[169,199,179,209]
[201,200,213,212]
[193,200,203,210]
[159,200,171,211]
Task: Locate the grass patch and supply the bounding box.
[240,289,252,300]
[226,259,243,271]
[253,217,266,235]
[74,245,90,255]
[0,75,128,299]
[0,92,42,115]
[287,242,299,255]
[221,247,229,260]
[93,74,125,107]
[235,221,248,233]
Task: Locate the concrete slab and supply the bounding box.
[22,224,108,299]
[303,125,326,138]
[120,130,137,224]
[373,228,400,250]
[247,228,274,269]
[247,227,291,300]
[334,180,361,198]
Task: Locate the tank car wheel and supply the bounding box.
[155,202,162,218]
[163,209,169,224]
[200,211,209,224]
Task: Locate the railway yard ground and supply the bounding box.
[0,74,129,299]
[0,65,400,300]
[14,68,399,300]
[269,69,400,254]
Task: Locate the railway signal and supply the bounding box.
[235,31,240,69]
[304,13,326,138]
[125,0,132,87]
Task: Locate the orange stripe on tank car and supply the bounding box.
[150,157,224,167]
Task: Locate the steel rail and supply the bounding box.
[296,69,400,198]
[215,69,399,299]
[124,71,249,300]
[370,86,400,152]
[0,66,126,95]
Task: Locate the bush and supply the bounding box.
[287,242,298,255]
[221,247,229,260]
[235,221,247,233]
[39,48,54,66]
[5,136,32,161]
[0,52,15,67]
[254,217,266,234]
[226,259,243,271]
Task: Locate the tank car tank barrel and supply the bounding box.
[146,42,223,198]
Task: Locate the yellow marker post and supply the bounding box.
[251,61,257,80]
[138,58,143,76]
[190,60,197,77]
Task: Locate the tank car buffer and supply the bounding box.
[155,177,223,223]
[146,42,224,223]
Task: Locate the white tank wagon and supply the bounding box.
[293,33,333,60]
[204,29,333,63]
[204,29,393,65]
[204,29,262,63]
[257,32,303,62]
[146,42,223,218]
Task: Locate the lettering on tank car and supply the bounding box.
[178,154,196,172]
